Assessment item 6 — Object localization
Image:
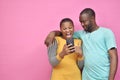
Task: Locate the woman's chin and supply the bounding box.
[66,36,72,39]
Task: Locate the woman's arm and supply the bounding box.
[47,40,60,67]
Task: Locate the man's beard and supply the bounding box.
[85,24,93,32]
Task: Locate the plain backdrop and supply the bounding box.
[0,0,120,80]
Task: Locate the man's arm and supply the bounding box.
[44,30,62,47]
[108,48,118,80]
[103,29,118,80]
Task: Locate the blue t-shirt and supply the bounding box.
[73,27,116,80]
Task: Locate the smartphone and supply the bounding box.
[66,38,74,47]
[66,38,75,53]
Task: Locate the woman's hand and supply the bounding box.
[59,44,75,58]
[75,46,83,57]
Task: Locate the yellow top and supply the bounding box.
[51,36,82,80]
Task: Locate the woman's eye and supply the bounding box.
[63,28,67,30]
[69,27,73,29]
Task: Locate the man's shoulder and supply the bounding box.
[100,27,112,31]
[75,30,84,34]
[100,27,114,35]
[100,27,112,33]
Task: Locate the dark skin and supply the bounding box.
[80,14,118,80]
[44,13,118,80]
[58,21,83,58]
[79,13,99,32]
[108,48,118,80]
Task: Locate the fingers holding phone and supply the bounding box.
[59,44,72,58]
[62,44,73,54]
[66,38,83,56]
[67,44,75,53]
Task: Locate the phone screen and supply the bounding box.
[66,38,74,47]
[66,38,75,52]
[66,38,75,53]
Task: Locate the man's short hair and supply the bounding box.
[80,8,95,17]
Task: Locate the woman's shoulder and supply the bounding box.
[74,38,82,41]
[74,38,82,46]
[55,36,62,40]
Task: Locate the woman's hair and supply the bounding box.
[60,18,74,27]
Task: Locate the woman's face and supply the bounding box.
[60,21,74,39]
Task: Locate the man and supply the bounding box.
[45,8,118,80]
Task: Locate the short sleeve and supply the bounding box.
[73,31,81,39]
[104,29,117,50]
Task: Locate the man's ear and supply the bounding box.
[91,16,95,20]
[90,16,95,23]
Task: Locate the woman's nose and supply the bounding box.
[66,28,70,32]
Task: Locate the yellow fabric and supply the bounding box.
[56,54,62,61]
[78,56,84,61]
[51,36,82,80]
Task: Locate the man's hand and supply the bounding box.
[44,32,56,47]
[44,31,62,47]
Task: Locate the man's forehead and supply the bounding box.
[80,13,91,20]
[81,13,89,17]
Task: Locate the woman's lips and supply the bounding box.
[66,33,72,38]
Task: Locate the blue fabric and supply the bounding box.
[73,27,116,80]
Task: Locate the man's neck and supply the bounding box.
[90,25,99,33]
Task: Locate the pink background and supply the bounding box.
[0,0,120,80]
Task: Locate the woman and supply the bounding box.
[47,18,83,80]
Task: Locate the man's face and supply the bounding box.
[79,13,93,32]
